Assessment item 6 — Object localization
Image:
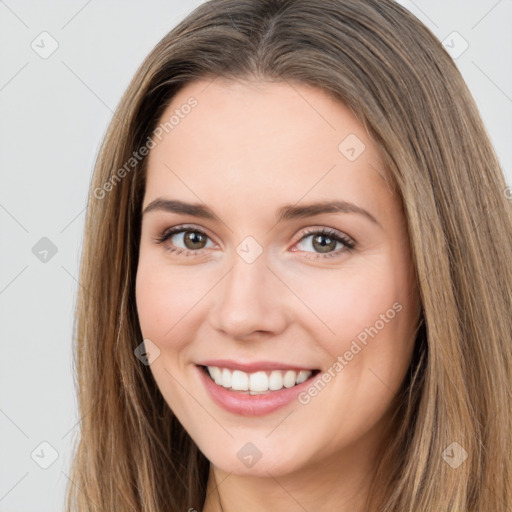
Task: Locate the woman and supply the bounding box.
[66,0,512,510]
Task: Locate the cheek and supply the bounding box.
[291,258,402,342]
[135,264,171,341]
[135,258,220,365]
[288,262,416,444]
[290,254,417,386]
[136,258,198,339]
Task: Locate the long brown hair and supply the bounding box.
[65,0,512,510]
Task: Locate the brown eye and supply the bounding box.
[294,228,356,259]
[311,233,338,253]
[182,231,208,250]
[154,226,215,256]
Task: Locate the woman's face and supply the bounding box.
[136,78,421,478]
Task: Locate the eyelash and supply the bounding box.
[153,225,356,260]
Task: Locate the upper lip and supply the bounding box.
[196,359,318,373]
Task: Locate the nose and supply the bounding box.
[209,253,289,340]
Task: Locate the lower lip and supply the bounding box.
[196,365,320,417]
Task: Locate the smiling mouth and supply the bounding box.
[199,364,321,395]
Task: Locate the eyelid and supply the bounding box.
[153,224,356,258]
[153,223,218,247]
[293,226,355,245]
[291,226,356,255]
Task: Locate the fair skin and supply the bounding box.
[135,77,421,511]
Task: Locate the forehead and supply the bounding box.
[144,78,392,217]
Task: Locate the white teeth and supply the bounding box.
[268,370,283,390]
[283,370,297,388]
[205,366,314,393]
[209,366,223,385]
[249,371,269,392]
[231,370,249,391]
[221,368,231,388]
[296,370,310,384]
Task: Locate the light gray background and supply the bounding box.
[0,1,510,510]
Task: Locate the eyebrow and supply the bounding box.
[142,198,381,228]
